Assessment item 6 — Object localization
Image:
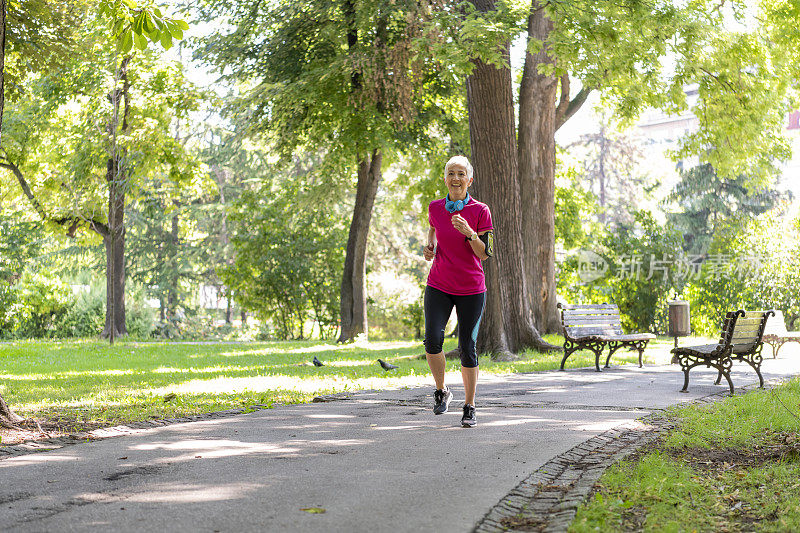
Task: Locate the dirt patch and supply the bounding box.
[620,504,647,532]
[499,514,547,532]
[0,417,111,446]
[667,432,800,470]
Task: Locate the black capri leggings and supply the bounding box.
[423,285,486,368]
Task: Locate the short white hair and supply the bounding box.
[444,155,474,181]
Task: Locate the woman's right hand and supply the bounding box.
[423,244,435,261]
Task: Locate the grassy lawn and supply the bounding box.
[0,334,664,433]
[571,378,800,532]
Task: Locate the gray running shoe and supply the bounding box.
[433,388,452,415]
[461,404,476,427]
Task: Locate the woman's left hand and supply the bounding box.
[451,214,474,237]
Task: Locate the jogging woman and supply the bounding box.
[422,155,494,427]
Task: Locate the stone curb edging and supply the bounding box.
[473,377,796,533]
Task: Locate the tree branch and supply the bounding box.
[554,73,570,121]
[0,159,47,220]
[555,84,592,132]
[0,154,109,237]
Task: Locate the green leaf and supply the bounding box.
[300,508,326,514]
[120,0,136,8]
[133,13,145,35]
[153,7,162,17]
[170,27,184,40]
[527,38,543,55]
[120,30,133,53]
[160,32,173,50]
[175,20,189,31]
[143,12,155,33]
[112,18,125,38]
[148,29,161,43]
[133,32,148,51]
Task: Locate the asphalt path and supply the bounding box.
[2,356,800,533]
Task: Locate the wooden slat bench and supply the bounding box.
[762,309,800,358]
[671,309,773,395]
[557,303,655,372]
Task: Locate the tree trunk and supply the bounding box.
[465,7,556,357]
[101,176,127,338]
[598,126,607,221]
[211,163,234,324]
[0,0,19,426]
[0,391,23,428]
[167,208,179,317]
[101,56,132,340]
[0,0,5,148]
[518,1,561,335]
[337,150,382,342]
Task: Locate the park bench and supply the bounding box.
[762,309,800,358]
[671,309,773,395]
[557,303,655,372]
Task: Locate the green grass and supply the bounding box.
[571,378,800,532]
[0,334,650,426]
[661,381,800,448]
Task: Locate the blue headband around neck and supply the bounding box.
[445,193,471,213]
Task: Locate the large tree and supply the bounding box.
[454,0,799,353]
[196,0,464,342]
[666,163,786,255]
[568,119,649,228]
[1,2,192,340]
[0,0,84,428]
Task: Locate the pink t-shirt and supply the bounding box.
[427,197,493,296]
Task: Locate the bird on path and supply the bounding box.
[313,356,325,367]
[378,359,398,371]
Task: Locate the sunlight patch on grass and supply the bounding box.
[350,340,420,351]
[151,365,265,374]
[214,345,345,357]
[146,372,445,396]
[0,369,138,380]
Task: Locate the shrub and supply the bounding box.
[54,281,157,339]
[687,212,800,335]
[55,282,105,338]
[13,272,73,338]
[558,211,683,333]
[126,285,156,338]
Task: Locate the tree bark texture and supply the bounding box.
[102,160,127,338]
[2,0,35,418]
[0,0,6,148]
[212,164,234,324]
[338,150,382,342]
[166,207,179,317]
[102,56,132,339]
[0,391,23,428]
[518,1,561,334]
[465,25,555,357]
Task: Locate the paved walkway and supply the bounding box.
[2,355,799,533]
